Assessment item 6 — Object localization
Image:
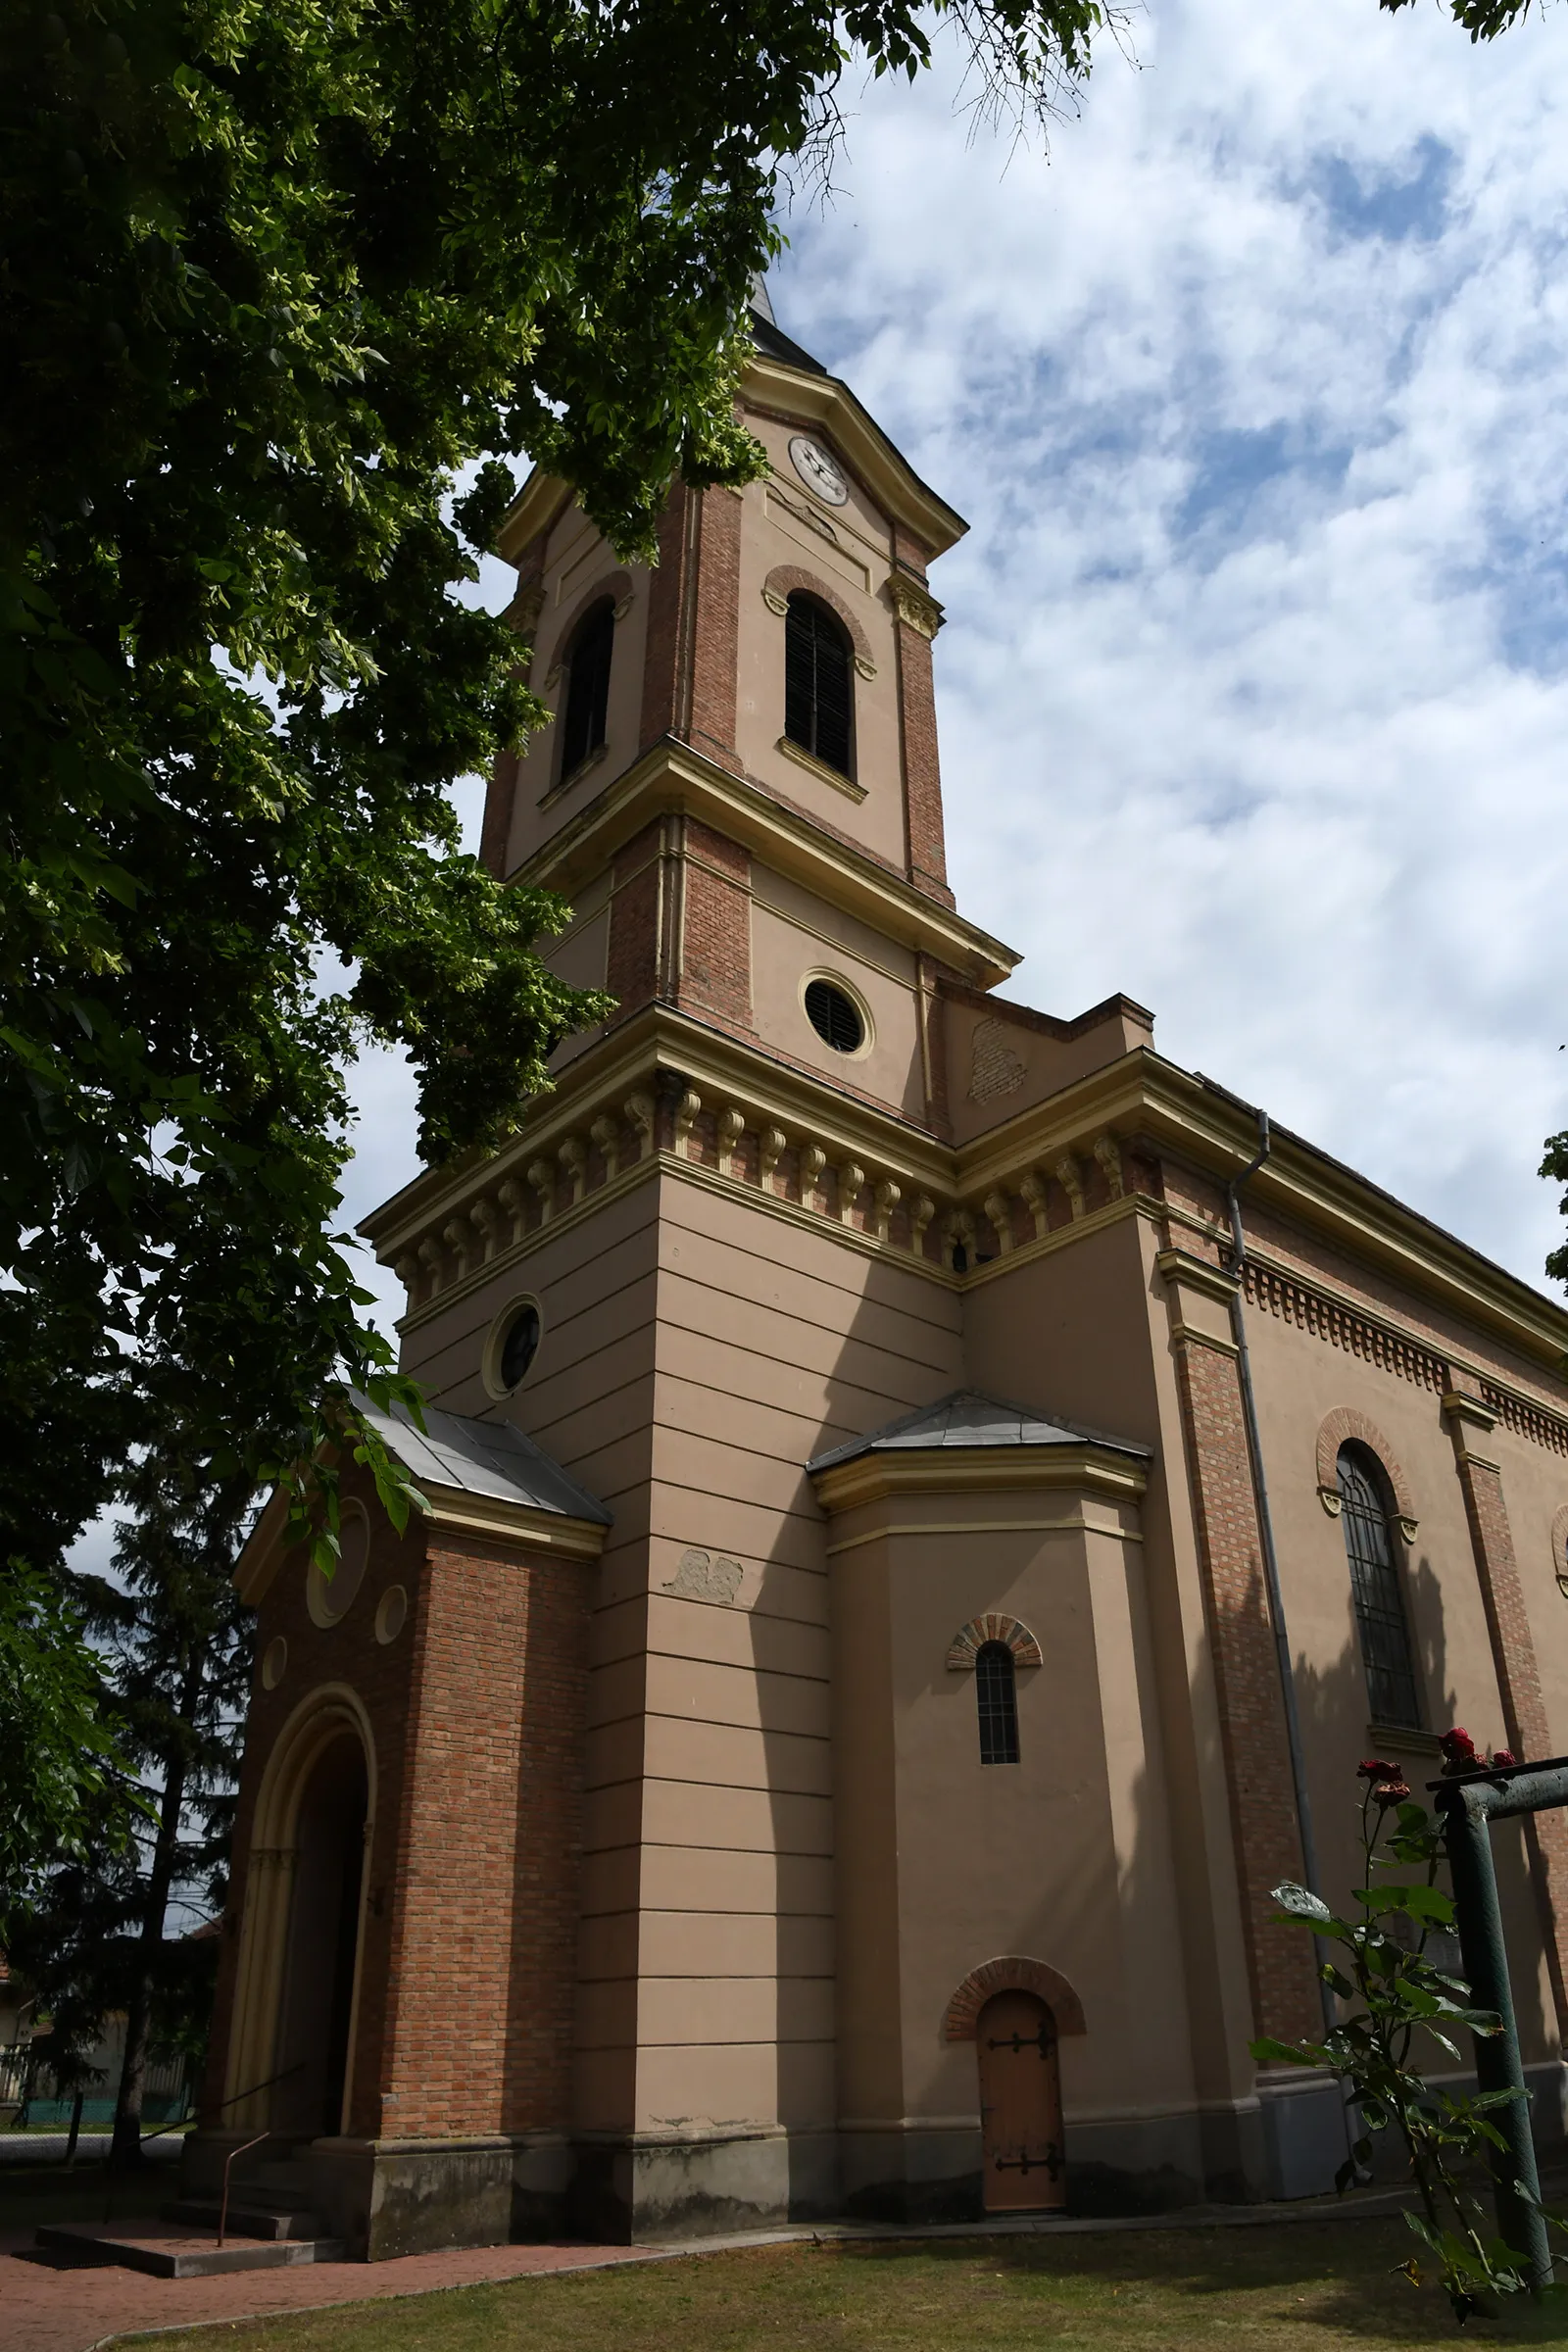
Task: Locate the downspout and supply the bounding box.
[1224,1108,1339,2047]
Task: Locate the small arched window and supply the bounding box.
[784,592,853,778]
[559,597,615,779]
[1337,1443,1422,1729]
[975,1641,1020,1766]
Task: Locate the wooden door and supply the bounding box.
[977,1989,1064,2211]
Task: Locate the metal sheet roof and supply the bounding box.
[356,1395,612,1526]
[808,1390,1149,1476]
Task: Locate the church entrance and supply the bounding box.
[270,1735,368,2139]
[977,1988,1065,2211]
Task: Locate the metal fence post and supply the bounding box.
[1442,1791,1550,2287]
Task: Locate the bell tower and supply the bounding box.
[476,303,1018,1141]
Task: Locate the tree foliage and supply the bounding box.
[1254,1762,1542,2322]
[8,1458,252,2163]
[0,1566,142,1936]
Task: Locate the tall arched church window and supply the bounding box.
[975,1641,1020,1766]
[784,592,853,778]
[559,597,614,779]
[1337,1443,1422,1729]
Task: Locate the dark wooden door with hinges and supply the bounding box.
[977,1989,1065,2211]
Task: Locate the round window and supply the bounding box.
[500,1302,541,1391]
[306,1504,369,1629]
[805,979,864,1054]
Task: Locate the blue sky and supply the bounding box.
[341,0,1568,1330]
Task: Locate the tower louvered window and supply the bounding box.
[559,597,614,779]
[1338,1444,1422,1730]
[975,1642,1020,1766]
[784,593,854,778]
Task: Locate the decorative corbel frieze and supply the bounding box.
[591,1114,621,1182]
[526,1158,556,1225]
[469,1199,498,1263]
[983,1192,1014,1255]
[504,581,545,639]
[885,571,945,640]
[760,1127,787,1191]
[394,1253,417,1306]
[718,1107,747,1179]
[417,1236,443,1296]
[442,1219,470,1282]
[1094,1133,1125,1200]
[559,1136,587,1205]
[674,1089,703,1158]
[838,1162,865,1226]
[873,1179,902,1244]
[1054,1154,1087,1221]
[800,1144,827,1212]
[910,1194,936,1255]
[497,1177,525,1249]
[625,1092,655,1161]
[1019,1173,1050,1242]
[945,1207,977,1270]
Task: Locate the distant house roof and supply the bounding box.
[808,1390,1150,1477]
[355,1395,612,1527]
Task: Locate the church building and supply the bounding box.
[189,294,1568,2260]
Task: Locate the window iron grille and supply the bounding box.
[1338,1445,1422,1729]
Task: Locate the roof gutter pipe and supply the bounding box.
[1224,1108,1339,2049]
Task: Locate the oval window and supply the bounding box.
[500,1301,541,1390]
[307,1505,369,1629]
[805,979,863,1054]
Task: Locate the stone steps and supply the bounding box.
[35,2221,346,2278]
[165,2197,323,2241]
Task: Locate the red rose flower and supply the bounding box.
[1373,1780,1412,1806]
[1491,1749,1518,1769]
[1441,1727,1481,1775]
[1358,1757,1403,1781]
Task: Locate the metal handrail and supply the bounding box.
[217,2131,270,2247]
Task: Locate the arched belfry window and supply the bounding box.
[784,592,853,778]
[975,1642,1020,1766]
[1337,1443,1422,1729]
[559,597,614,779]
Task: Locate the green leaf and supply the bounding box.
[1272,1881,1333,1923]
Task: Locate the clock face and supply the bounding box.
[788,434,849,508]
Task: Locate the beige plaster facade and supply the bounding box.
[197,305,1568,2254]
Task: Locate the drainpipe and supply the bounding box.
[1223,1107,1339,2049]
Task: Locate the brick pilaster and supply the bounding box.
[1443,1387,1568,2036]
[1161,1250,1321,2044]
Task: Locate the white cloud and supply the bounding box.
[336,0,1568,1324]
[763,0,1568,1291]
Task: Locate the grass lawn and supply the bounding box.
[112,2220,1568,2352]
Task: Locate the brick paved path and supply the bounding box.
[5,2230,664,2352]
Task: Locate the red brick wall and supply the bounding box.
[676,819,752,1027]
[1171,1335,1322,2044]
[892,589,953,908]
[379,1530,590,2137]
[200,1476,428,2130]
[606,819,665,1014]
[688,489,743,775]
[640,486,691,747]
[204,1480,589,2146]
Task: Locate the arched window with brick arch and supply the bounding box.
[559,595,615,780]
[975,1641,1020,1766]
[1338,1442,1422,1729]
[784,592,853,778]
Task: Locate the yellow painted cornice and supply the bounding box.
[234,1476,605,1603]
[959,1049,1568,1371]
[741,356,967,559]
[514,735,1017,988]
[810,1442,1149,1516]
[497,473,574,566]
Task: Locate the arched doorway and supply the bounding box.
[270,1734,368,2139]
[976,1988,1064,2211]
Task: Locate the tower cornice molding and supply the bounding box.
[511,734,1017,988]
